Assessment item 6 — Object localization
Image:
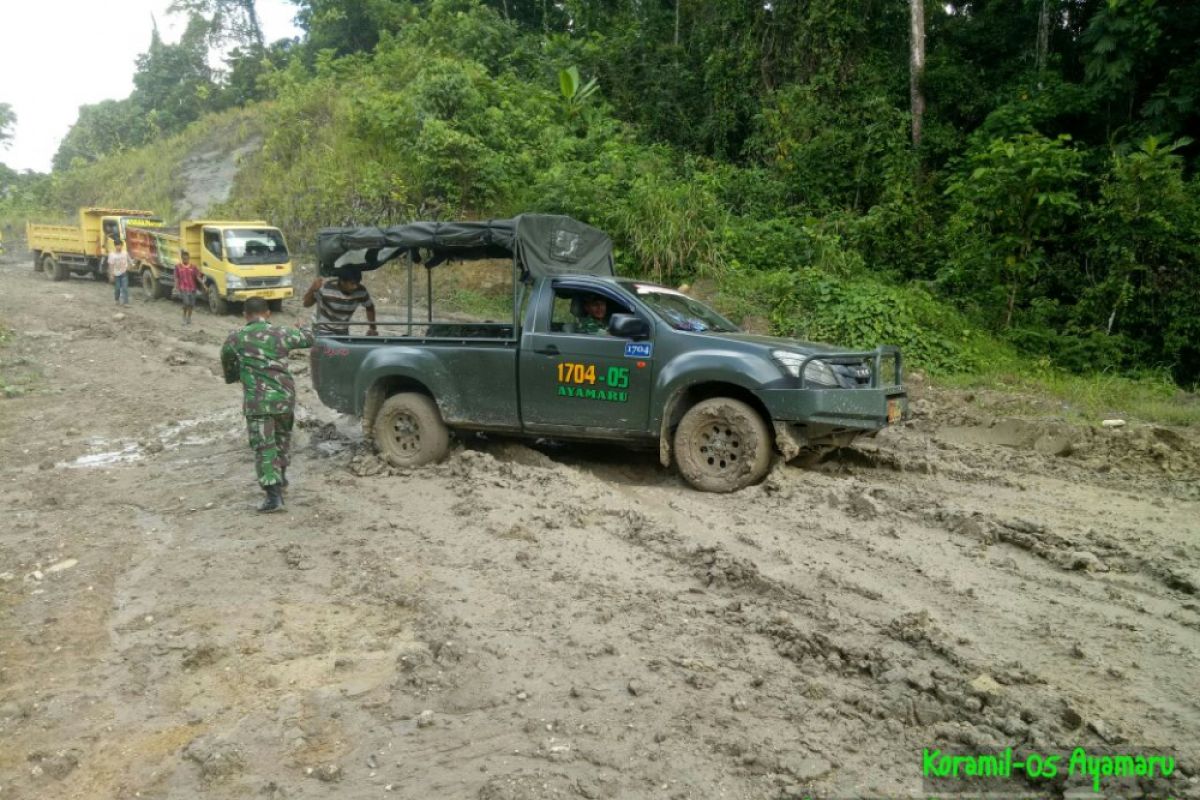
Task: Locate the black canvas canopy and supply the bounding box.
[316,214,614,279]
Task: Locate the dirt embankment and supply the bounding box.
[1,253,1198,800]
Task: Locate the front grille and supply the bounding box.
[832,362,874,388]
[244,276,286,288]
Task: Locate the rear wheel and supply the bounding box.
[372,393,450,468]
[673,398,772,493]
[43,255,65,281]
[206,283,229,315]
[142,268,170,299]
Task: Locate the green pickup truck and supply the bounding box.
[310,215,907,492]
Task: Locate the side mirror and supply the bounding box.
[609,314,649,340]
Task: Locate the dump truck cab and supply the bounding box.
[183,220,294,313]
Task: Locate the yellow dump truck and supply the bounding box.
[27,207,164,281]
[128,220,294,313]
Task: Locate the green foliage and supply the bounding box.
[751,83,911,211]
[0,103,14,149]
[558,66,599,118]
[719,268,994,374]
[1079,136,1200,381]
[944,132,1085,327]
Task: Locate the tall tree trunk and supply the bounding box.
[674,0,681,48]
[909,0,926,149]
[1036,0,1051,73]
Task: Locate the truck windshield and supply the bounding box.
[223,228,289,265]
[620,281,740,333]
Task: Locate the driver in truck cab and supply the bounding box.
[575,294,612,335]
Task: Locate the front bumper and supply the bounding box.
[759,387,908,430]
[228,287,294,301]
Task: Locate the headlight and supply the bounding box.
[225,275,246,289]
[772,350,840,387]
[278,275,293,288]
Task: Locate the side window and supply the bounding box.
[550,290,632,334]
[103,220,119,244]
[204,230,223,259]
[551,295,576,330]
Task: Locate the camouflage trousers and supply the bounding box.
[245,412,294,488]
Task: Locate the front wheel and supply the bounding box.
[673,398,773,493]
[268,299,283,312]
[372,393,450,468]
[206,283,229,315]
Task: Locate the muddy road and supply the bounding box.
[1,253,1198,800]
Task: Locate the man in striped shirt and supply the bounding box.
[303,269,378,336]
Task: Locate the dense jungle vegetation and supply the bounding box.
[2,0,1199,404]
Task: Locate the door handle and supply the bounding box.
[533,345,560,356]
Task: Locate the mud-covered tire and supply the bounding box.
[44,255,66,281]
[373,392,450,468]
[268,299,283,312]
[141,268,170,299]
[673,398,772,493]
[206,283,229,315]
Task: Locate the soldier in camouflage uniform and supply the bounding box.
[575,294,611,335]
[220,297,315,513]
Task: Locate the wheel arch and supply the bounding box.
[361,374,437,437]
[658,381,773,468]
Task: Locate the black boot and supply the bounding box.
[257,484,285,513]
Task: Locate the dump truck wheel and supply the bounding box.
[43,255,65,281]
[144,269,170,299]
[673,398,772,493]
[206,284,229,315]
[373,393,450,468]
[268,299,283,312]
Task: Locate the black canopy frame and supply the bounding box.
[314,214,615,339]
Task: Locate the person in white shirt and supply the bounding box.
[108,238,131,306]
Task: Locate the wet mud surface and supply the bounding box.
[1,255,1198,799]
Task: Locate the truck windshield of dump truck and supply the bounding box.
[223,228,289,265]
[618,280,741,333]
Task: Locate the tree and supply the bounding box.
[910,0,925,149]
[291,0,410,56]
[0,103,14,150]
[52,99,153,170]
[946,133,1084,328]
[131,13,218,133]
[170,0,265,48]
